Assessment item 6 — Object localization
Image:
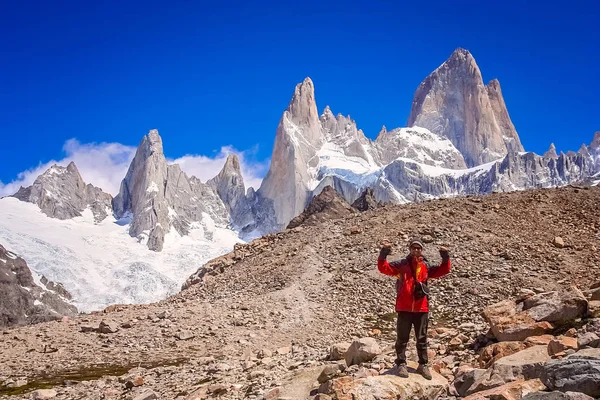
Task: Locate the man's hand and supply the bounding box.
[380,241,392,258]
[439,246,450,261]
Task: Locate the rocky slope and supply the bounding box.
[286,185,357,229]
[112,129,229,251]
[407,48,524,167]
[1,185,599,399]
[12,162,112,223]
[0,244,77,328]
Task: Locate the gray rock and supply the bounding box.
[329,342,351,361]
[578,332,600,348]
[523,288,588,325]
[132,390,158,400]
[31,389,57,399]
[523,391,594,400]
[317,364,343,384]
[453,368,487,397]
[12,161,112,223]
[345,338,381,367]
[0,244,77,328]
[466,345,551,395]
[540,352,600,397]
[98,320,119,334]
[175,331,194,341]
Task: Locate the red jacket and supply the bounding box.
[378,254,450,312]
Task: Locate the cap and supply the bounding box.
[408,238,424,249]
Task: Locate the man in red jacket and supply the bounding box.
[378,238,451,380]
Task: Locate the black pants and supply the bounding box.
[395,311,429,366]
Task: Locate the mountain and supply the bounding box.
[0,243,77,327]
[2,48,599,315]
[257,78,326,232]
[207,154,254,231]
[113,129,229,251]
[407,48,524,167]
[12,162,112,223]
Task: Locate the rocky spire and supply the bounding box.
[113,130,171,251]
[543,143,559,159]
[590,131,600,152]
[12,161,112,222]
[407,48,524,167]
[258,78,324,230]
[589,131,600,171]
[486,78,524,153]
[207,154,253,229]
[113,129,229,251]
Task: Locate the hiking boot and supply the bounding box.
[417,364,432,380]
[394,364,409,378]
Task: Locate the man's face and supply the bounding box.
[410,245,423,257]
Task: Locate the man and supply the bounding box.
[377,238,450,380]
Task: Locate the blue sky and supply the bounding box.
[1,0,598,195]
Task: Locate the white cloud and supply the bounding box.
[0,140,269,198]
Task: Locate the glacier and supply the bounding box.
[0,197,242,312]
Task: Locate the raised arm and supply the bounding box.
[377,242,408,277]
[427,247,451,279]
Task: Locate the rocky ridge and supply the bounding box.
[12,162,112,223]
[1,185,599,399]
[0,244,77,328]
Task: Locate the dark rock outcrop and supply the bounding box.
[286,186,355,229]
[0,244,77,328]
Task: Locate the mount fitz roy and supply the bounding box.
[1,47,599,317]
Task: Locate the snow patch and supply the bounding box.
[34,299,42,306]
[0,197,243,313]
[5,251,17,260]
[0,258,6,263]
[146,182,159,193]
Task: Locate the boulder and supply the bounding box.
[525,335,555,347]
[577,332,600,348]
[98,320,119,334]
[329,342,351,361]
[523,391,595,400]
[539,349,600,397]
[453,367,488,397]
[32,389,58,400]
[345,338,381,367]
[319,362,447,400]
[523,288,588,325]
[482,299,554,341]
[587,301,600,318]
[467,345,551,395]
[463,379,546,400]
[547,337,578,356]
[479,341,527,368]
[318,364,344,384]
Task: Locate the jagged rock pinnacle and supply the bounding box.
[407,48,524,167]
